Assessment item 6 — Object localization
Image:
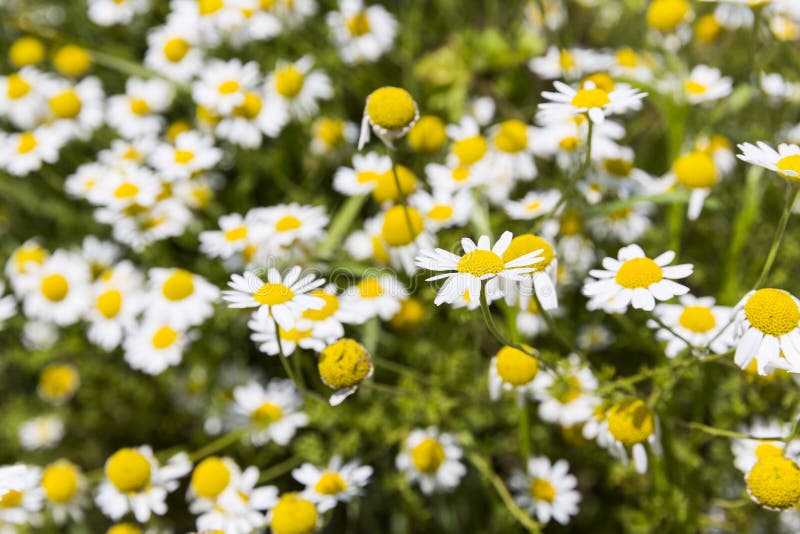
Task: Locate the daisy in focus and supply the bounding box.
[648,295,735,358]
[292,456,373,512]
[582,244,693,312]
[732,288,800,374]
[509,456,581,525]
[396,428,466,495]
[737,141,800,181]
[358,86,419,149]
[538,80,647,124]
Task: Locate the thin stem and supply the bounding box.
[533,293,584,358]
[753,184,799,290]
[273,318,298,386]
[188,429,246,463]
[518,403,531,463]
[678,421,784,442]
[258,456,303,483]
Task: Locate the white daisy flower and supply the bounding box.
[149,131,222,182]
[488,345,540,402]
[582,244,693,312]
[326,0,397,65]
[0,464,32,499]
[395,428,466,495]
[682,65,733,104]
[602,399,662,473]
[310,117,358,154]
[107,77,175,139]
[731,418,800,474]
[333,151,392,197]
[44,76,105,140]
[528,46,614,80]
[222,266,325,330]
[144,21,204,82]
[267,56,332,120]
[192,58,260,115]
[340,274,408,320]
[648,295,735,358]
[732,288,800,374]
[415,231,543,306]
[424,161,484,192]
[248,203,329,254]
[86,261,144,351]
[509,456,581,525]
[489,119,539,181]
[199,212,268,260]
[123,317,191,375]
[19,251,90,326]
[40,459,87,524]
[0,68,52,129]
[538,80,647,124]
[737,141,800,181]
[590,203,654,243]
[505,190,562,221]
[532,354,599,427]
[95,446,191,522]
[146,267,219,328]
[87,163,161,212]
[215,89,290,148]
[293,457,373,512]
[0,464,43,527]
[445,117,489,168]
[0,124,69,176]
[88,0,148,25]
[409,188,473,231]
[19,415,65,450]
[247,309,329,356]
[231,379,309,446]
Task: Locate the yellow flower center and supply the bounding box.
[745,288,800,337]
[696,13,723,43]
[218,80,241,95]
[163,38,190,62]
[529,478,556,503]
[372,165,417,203]
[191,456,231,499]
[224,226,248,241]
[678,305,715,333]
[9,37,45,68]
[647,0,690,32]
[570,87,611,108]
[129,98,150,116]
[604,158,634,177]
[755,443,785,459]
[495,345,538,386]
[0,490,22,508]
[279,326,311,343]
[559,136,580,151]
[502,234,554,271]
[583,72,615,93]
[251,401,283,425]
[366,87,417,130]
[254,282,294,306]
[107,524,143,534]
[301,290,339,321]
[96,289,123,319]
[42,461,81,503]
[314,472,347,495]
[53,45,92,77]
[381,205,424,247]
[274,66,305,98]
[174,149,195,164]
[275,215,302,232]
[559,49,575,69]
[457,249,505,277]
[673,151,717,188]
[49,90,82,119]
[615,257,663,289]
[270,493,318,534]
[684,79,708,95]
[357,278,383,299]
[776,155,800,178]
[162,269,195,301]
[106,448,151,493]
[41,274,69,302]
[746,456,800,510]
[6,73,31,99]
[347,12,371,36]
[314,118,345,148]
[13,244,46,273]
[494,120,528,153]
[233,92,263,119]
[548,375,582,403]
[17,132,37,154]
[607,399,655,446]
[411,437,445,474]
[198,0,223,14]
[408,115,447,152]
[114,182,139,199]
[452,135,488,166]
[389,297,425,330]
[39,364,79,400]
[152,326,178,349]
[451,166,469,182]
[616,48,639,68]
[318,338,372,390]
[428,205,454,221]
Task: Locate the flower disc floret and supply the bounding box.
[746,457,800,510]
[366,87,417,130]
[411,438,445,474]
[318,339,372,390]
[106,448,151,493]
[745,289,800,337]
[615,258,663,288]
[270,493,318,534]
[495,345,538,386]
[607,399,655,446]
[456,250,504,277]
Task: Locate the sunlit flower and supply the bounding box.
[267,56,333,120]
[396,428,466,494]
[509,456,581,525]
[231,379,309,446]
[488,345,539,401]
[737,141,800,182]
[649,295,735,357]
[731,418,800,474]
[123,317,191,375]
[340,274,408,320]
[539,80,646,124]
[732,288,800,374]
[326,0,397,64]
[293,456,373,511]
[358,86,418,149]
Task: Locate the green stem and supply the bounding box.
[753,184,799,289]
[649,315,695,352]
[274,318,298,386]
[678,421,784,442]
[518,403,531,463]
[258,456,303,483]
[317,194,367,258]
[533,293,584,358]
[188,429,246,463]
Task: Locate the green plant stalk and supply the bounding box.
[533,292,584,358]
[273,318,299,386]
[518,403,531,463]
[317,194,367,258]
[188,429,247,463]
[753,183,799,289]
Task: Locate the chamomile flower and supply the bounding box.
[310,117,357,154]
[149,131,222,181]
[732,288,800,374]
[187,456,240,509]
[490,119,539,181]
[0,68,51,129]
[107,78,175,139]
[326,0,397,65]
[603,399,661,473]
[44,76,104,140]
[249,203,329,253]
[445,117,489,168]
[682,65,733,104]
[318,338,374,405]
[649,295,735,358]
[214,89,289,148]
[231,379,309,446]
[5,239,49,292]
[193,59,260,115]
[582,244,693,312]
[88,0,148,26]
[409,188,473,231]
[145,22,203,82]
[247,310,329,356]
[745,455,800,510]
[528,46,614,80]
[40,459,87,524]
[147,268,219,328]
[358,86,418,149]
[37,363,80,405]
[532,354,599,427]
[396,428,466,495]
[0,124,68,176]
[194,473,276,534]
[199,213,267,260]
[123,318,191,375]
[95,446,191,522]
[0,464,30,498]
[538,80,647,124]
[86,261,144,351]
[505,190,562,221]
[424,161,484,192]
[299,283,368,335]
[20,251,90,326]
[488,345,540,402]
[590,203,654,243]
[501,234,559,311]
[265,492,320,534]
[222,267,325,329]
[737,141,800,181]
[509,456,581,525]
[267,56,332,120]
[333,151,393,197]
[731,418,800,473]
[0,464,43,527]
[415,231,543,306]
[340,275,407,320]
[293,457,373,512]
[19,414,65,450]
[379,205,435,275]
[88,163,161,211]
